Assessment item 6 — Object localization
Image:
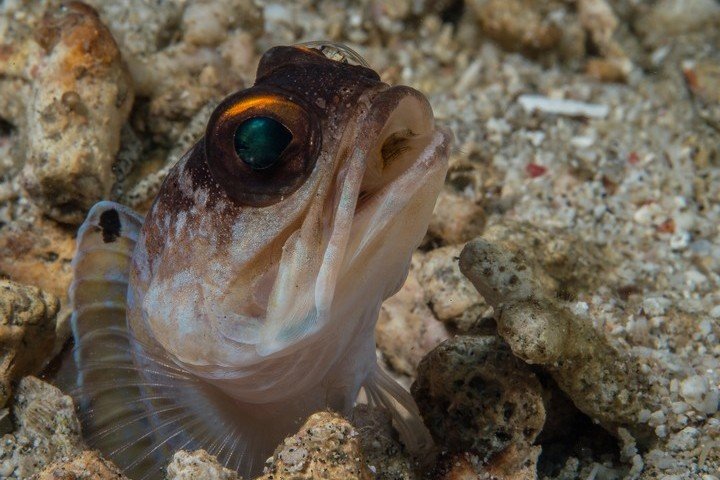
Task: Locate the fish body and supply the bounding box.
[60,44,451,479]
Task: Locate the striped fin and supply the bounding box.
[56,201,175,478]
[69,201,143,341]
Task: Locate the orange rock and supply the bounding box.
[22,1,134,224]
[257,412,372,480]
[33,450,129,480]
[0,215,75,302]
[0,280,59,406]
[586,57,629,83]
[436,448,540,480]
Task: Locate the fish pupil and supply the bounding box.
[233,117,293,170]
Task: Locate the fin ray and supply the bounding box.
[364,364,435,457]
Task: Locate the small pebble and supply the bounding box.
[649,410,667,427]
[666,426,699,452]
[681,375,720,415]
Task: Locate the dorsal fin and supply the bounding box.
[57,202,172,479]
[70,201,143,340]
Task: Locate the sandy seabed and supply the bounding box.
[0,0,719,479]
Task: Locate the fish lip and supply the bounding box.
[308,117,451,311]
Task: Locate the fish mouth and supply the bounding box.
[354,126,452,216]
[314,88,451,307]
[254,86,451,357]
[350,125,451,251]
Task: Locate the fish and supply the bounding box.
[57,43,452,479]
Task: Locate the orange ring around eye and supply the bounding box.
[204,88,321,207]
[219,95,307,133]
[221,96,294,121]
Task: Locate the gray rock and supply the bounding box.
[459,235,657,442]
[166,450,240,480]
[0,377,84,478]
[412,335,545,462]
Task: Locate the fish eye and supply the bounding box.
[204,90,320,207]
[234,117,293,171]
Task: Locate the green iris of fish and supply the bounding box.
[234,116,293,170]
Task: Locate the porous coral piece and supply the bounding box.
[0,2,49,96]
[257,411,372,480]
[435,447,540,480]
[0,0,55,174]
[376,264,449,377]
[0,280,59,406]
[32,450,130,480]
[350,405,416,480]
[0,377,84,478]
[480,221,615,300]
[0,217,75,302]
[459,237,656,441]
[166,450,240,480]
[20,2,133,224]
[427,190,486,246]
[412,336,545,462]
[415,245,488,330]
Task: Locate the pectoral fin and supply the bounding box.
[363,363,435,460]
